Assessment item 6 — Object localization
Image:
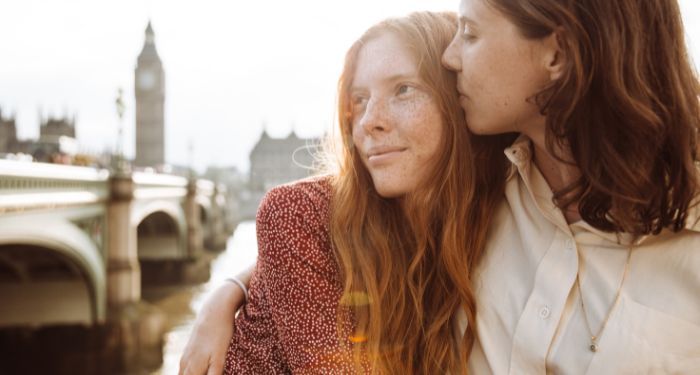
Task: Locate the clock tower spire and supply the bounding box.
[134,20,165,167]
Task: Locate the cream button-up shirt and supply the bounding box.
[467,136,700,374]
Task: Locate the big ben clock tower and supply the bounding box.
[134,21,165,167]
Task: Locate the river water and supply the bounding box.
[150,220,258,375]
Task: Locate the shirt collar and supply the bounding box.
[504,135,572,234]
[504,135,533,168]
[503,135,531,184]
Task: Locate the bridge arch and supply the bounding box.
[0,217,106,327]
[132,201,187,260]
[195,195,212,224]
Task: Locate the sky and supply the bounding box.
[0,0,698,173]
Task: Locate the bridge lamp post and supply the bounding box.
[114,88,130,173]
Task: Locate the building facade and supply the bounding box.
[134,21,166,167]
[0,109,18,154]
[237,130,320,219]
[249,130,320,191]
[0,109,77,163]
[40,116,76,139]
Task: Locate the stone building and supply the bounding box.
[0,109,18,154]
[134,21,166,167]
[238,130,320,219]
[0,110,77,163]
[40,116,76,139]
[249,130,320,191]
[31,115,78,163]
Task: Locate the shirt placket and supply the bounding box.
[504,141,580,374]
[508,230,579,374]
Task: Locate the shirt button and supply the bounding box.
[539,305,551,319]
[565,239,574,250]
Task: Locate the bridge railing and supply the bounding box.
[132,171,188,201]
[0,160,110,214]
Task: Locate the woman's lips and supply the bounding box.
[367,147,407,166]
[457,88,469,102]
[458,94,470,110]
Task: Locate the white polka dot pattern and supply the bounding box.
[224,176,366,374]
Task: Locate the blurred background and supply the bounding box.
[0,0,698,373]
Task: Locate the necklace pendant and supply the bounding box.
[589,343,598,352]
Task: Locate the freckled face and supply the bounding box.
[351,32,444,198]
[441,0,552,136]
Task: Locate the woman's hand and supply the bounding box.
[179,266,253,375]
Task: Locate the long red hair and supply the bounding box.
[329,11,513,373]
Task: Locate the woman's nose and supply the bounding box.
[442,36,462,72]
[359,97,391,134]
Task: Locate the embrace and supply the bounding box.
[180,0,700,373]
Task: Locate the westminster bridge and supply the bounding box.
[0,159,234,331]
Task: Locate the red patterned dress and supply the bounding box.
[224,176,363,374]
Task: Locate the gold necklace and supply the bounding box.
[575,244,633,353]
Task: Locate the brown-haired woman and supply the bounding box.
[182,11,505,374]
[441,0,699,373]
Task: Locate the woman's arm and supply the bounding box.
[178,264,254,375]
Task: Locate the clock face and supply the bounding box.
[138,71,156,90]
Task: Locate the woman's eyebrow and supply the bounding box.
[459,15,479,29]
[351,72,419,91]
[383,72,419,83]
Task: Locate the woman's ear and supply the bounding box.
[543,31,567,81]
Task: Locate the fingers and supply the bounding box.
[181,363,209,375]
[178,354,188,375]
[206,362,224,375]
[205,351,226,375]
[179,353,209,375]
[178,282,238,375]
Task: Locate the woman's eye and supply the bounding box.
[462,25,477,41]
[397,84,413,95]
[351,96,368,114]
[352,95,366,106]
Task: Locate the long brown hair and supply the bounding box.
[485,0,700,234]
[329,12,512,373]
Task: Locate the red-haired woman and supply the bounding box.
[182,11,505,374]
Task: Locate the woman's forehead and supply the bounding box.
[351,34,419,90]
[459,0,502,27]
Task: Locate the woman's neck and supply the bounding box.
[528,130,582,224]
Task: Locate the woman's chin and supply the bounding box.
[372,183,407,199]
[467,122,511,136]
